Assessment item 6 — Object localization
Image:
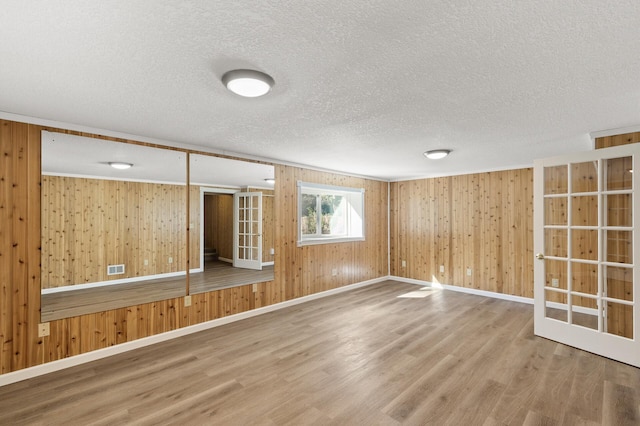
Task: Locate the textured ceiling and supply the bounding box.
[2,1,640,179]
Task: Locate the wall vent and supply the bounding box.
[107,264,125,276]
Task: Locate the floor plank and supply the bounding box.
[2,280,639,425]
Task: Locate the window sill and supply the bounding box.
[297,237,365,247]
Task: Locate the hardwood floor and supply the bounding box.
[41,261,274,321]
[6,281,639,425]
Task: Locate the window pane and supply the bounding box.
[544,197,567,226]
[605,266,633,302]
[544,165,568,195]
[606,302,633,339]
[571,229,598,261]
[301,193,317,235]
[545,228,567,258]
[605,157,632,191]
[571,196,597,226]
[321,195,345,235]
[545,290,567,322]
[606,230,632,264]
[607,194,632,227]
[571,161,598,193]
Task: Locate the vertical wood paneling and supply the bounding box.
[391,169,534,298]
[595,131,640,149]
[0,120,42,374]
[274,165,388,301]
[41,177,188,288]
[203,193,234,260]
[1,118,388,376]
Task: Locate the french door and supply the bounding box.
[534,144,639,367]
[233,192,263,270]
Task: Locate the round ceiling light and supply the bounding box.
[264,178,275,184]
[222,69,274,98]
[423,149,451,160]
[109,162,133,170]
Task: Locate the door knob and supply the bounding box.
[535,253,545,260]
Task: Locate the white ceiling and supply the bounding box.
[3,1,640,180]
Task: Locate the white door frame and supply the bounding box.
[199,187,238,272]
[533,143,640,367]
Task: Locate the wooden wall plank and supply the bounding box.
[390,169,534,298]
[0,120,15,374]
[595,132,640,149]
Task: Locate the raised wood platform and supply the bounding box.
[42,261,274,321]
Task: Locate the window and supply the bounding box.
[297,181,365,245]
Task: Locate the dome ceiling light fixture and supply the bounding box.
[423,149,451,160]
[222,69,275,98]
[109,162,133,170]
[264,178,275,184]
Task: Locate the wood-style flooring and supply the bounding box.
[5,280,639,425]
[41,261,274,322]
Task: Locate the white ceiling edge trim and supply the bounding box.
[590,124,640,140]
[390,164,534,182]
[0,110,388,183]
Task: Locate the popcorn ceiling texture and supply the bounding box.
[1,1,639,179]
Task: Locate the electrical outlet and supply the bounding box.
[184,295,192,307]
[252,283,258,293]
[466,268,472,276]
[332,268,338,276]
[402,260,407,268]
[168,257,173,264]
[551,278,559,288]
[144,259,149,266]
[269,248,275,255]
[38,322,50,337]
[439,265,445,273]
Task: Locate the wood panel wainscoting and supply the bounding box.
[0,281,638,424]
[0,118,388,376]
[390,169,534,298]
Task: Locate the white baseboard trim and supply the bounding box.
[0,276,388,387]
[218,257,233,264]
[42,268,201,295]
[389,276,534,305]
[262,261,275,267]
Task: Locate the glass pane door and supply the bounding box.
[233,192,263,270]
[534,145,639,367]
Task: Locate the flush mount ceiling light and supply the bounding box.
[264,178,275,184]
[423,149,451,160]
[109,162,133,170]
[222,69,274,98]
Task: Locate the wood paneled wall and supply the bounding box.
[0,120,42,375]
[595,131,640,149]
[203,193,233,260]
[275,166,388,300]
[0,118,388,376]
[42,176,188,288]
[390,169,534,298]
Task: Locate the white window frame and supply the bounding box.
[297,181,365,246]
